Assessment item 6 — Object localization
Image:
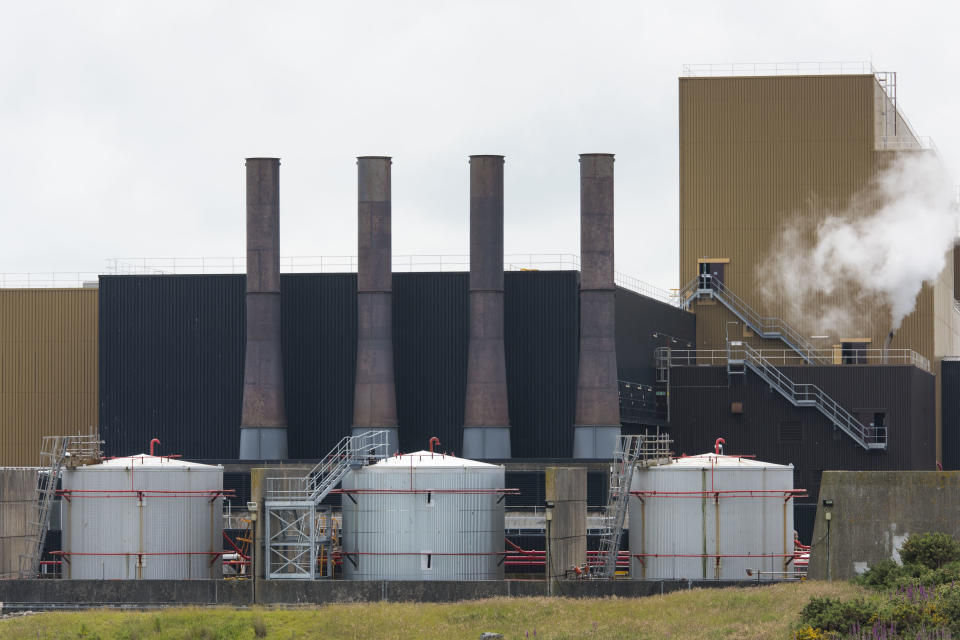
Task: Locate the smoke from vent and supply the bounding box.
[758,152,958,336]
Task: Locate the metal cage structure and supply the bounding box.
[263,430,390,580]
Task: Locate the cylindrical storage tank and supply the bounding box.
[341,450,505,580]
[61,455,224,579]
[629,453,795,581]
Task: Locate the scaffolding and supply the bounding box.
[591,432,672,579]
[263,430,390,579]
[18,433,103,579]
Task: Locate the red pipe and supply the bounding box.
[150,438,161,456]
[714,437,725,455]
[429,437,440,455]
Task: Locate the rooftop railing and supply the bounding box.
[659,348,932,374]
[682,61,877,77]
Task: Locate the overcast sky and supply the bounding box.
[2,1,958,289]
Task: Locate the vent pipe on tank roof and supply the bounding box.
[462,155,512,459]
[352,156,399,453]
[239,158,288,460]
[573,153,621,458]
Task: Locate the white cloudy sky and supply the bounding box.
[1,1,958,289]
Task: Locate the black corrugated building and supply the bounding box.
[667,363,937,541]
[99,271,694,460]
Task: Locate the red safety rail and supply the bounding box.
[503,538,629,570]
[57,489,235,502]
[631,489,809,500]
[333,488,520,495]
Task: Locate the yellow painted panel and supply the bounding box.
[0,289,98,466]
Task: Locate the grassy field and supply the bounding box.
[0,581,865,640]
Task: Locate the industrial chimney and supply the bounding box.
[352,156,399,453]
[239,158,288,459]
[462,155,512,459]
[573,153,620,459]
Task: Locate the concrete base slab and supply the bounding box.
[462,427,511,459]
[239,427,288,460]
[351,427,399,455]
[572,426,620,459]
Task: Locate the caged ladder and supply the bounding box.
[592,432,672,579]
[19,434,102,578]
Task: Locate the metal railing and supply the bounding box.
[682,61,877,77]
[0,273,100,288]
[679,274,823,364]
[618,380,665,424]
[265,430,391,502]
[729,342,885,450]
[103,254,680,305]
[659,347,931,373]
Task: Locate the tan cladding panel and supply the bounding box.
[679,75,937,361]
[0,289,98,466]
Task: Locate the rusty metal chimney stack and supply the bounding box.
[573,153,620,458]
[352,156,399,453]
[462,155,511,459]
[239,158,288,459]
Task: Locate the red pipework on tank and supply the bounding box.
[150,439,161,456]
[714,438,725,455]
[429,437,440,456]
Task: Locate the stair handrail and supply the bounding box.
[731,342,884,449]
[681,274,826,365]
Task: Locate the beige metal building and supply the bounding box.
[0,289,98,466]
[679,70,960,458]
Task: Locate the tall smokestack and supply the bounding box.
[352,156,399,453]
[239,158,288,459]
[462,155,511,459]
[573,153,620,459]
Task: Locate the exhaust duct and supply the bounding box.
[573,153,621,458]
[239,158,288,459]
[462,155,512,459]
[352,156,399,453]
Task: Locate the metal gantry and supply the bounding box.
[19,433,102,578]
[592,432,672,580]
[264,430,390,579]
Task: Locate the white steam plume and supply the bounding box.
[759,152,958,336]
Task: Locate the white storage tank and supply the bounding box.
[629,452,797,581]
[61,454,224,579]
[341,450,506,580]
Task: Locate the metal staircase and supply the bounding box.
[592,432,672,579]
[19,434,102,578]
[729,341,886,450]
[263,430,390,579]
[679,274,824,365]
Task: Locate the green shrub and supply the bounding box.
[797,597,875,633]
[900,533,960,570]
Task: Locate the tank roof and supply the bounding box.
[369,451,500,469]
[79,455,222,470]
[657,453,792,470]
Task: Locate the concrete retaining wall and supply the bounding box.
[0,469,38,579]
[0,579,758,611]
[808,471,960,581]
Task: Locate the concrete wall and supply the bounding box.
[808,471,960,580]
[0,468,38,578]
[0,579,761,610]
[545,467,586,580]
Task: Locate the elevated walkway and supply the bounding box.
[658,345,887,450]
